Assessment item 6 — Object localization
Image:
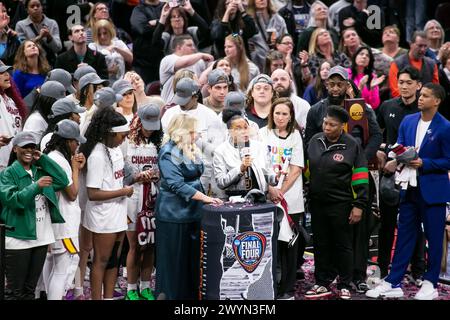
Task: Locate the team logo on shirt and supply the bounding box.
[333,153,344,162]
[233,232,266,273]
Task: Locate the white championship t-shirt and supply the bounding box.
[259,127,305,214]
[48,150,81,239]
[0,94,22,171]
[5,170,55,249]
[83,143,127,233]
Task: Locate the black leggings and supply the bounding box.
[5,245,48,300]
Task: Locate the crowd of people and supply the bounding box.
[0,0,450,301]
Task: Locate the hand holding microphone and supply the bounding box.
[239,142,252,174]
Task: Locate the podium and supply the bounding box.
[200,203,279,300]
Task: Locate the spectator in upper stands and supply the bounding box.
[152,0,209,55]
[328,0,352,33]
[15,0,62,66]
[389,31,439,98]
[55,25,108,80]
[159,34,212,104]
[245,0,287,72]
[438,43,450,120]
[224,34,259,92]
[264,50,285,75]
[130,0,165,85]
[85,2,132,46]
[12,40,50,99]
[306,27,351,79]
[0,2,21,66]
[424,19,445,58]
[348,46,384,109]
[210,0,258,58]
[296,1,339,55]
[2,0,27,30]
[338,0,382,48]
[380,25,408,59]
[275,33,309,96]
[88,19,133,86]
[303,59,331,106]
[278,0,311,54]
[404,0,427,44]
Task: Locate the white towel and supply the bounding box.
[395,164,417,190]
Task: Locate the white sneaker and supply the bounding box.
[365,280,404,298]
[414,280,438,300]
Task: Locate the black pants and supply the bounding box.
[378,196,426,278]
[310,200,353,290]
[5,245,48,300]
[352,175,376,283]
[155,220,201,300]
[277,213,301,296]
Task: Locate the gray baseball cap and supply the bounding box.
[0,64,12,73]
[247,74,274,94]
[79,72,109,91]
[40,81,66,100]
[112,79,134,96]
[50,97,86,117]
[138,103,161,131]
[54,119,86,143]
[173,77,199,106]
[12,131,38,147]
[224,91,246,110]
[207,68,229,86]
[94,87,123,109]
[328,66,349,80]
[73,65,96,81]
[47,69,76,94]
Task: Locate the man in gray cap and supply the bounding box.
[203,69,229,115]
[246,74,275,128]
[161,76,223,191]
[304,64,383,293]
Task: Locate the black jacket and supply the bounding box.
[376,97,419,146]
[307,132,369,209]
[130,2,165,71]
[305,98,382,161]
[54,46,108,80]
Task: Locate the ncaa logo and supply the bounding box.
[333,153,344,162]
[233,232,266,273]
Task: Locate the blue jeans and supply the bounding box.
[405,0,427,42]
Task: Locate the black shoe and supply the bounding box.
[355,281,369,293]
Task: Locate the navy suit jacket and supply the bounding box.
[397,112,450,204]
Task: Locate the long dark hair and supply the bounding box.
[43,134,72,163]
[43,112,74,136]
[0,76,28,120]
[128,114,163,152]
[79,106,127,162]
[79,83,103,107]
[29,94,57,124]
[314,60,334,101]
[268,97,296,134]
[350,46,374,90]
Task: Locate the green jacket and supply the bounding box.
[0,154,69,240]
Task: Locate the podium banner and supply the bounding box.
[200,203,279,300]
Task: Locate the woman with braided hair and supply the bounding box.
[79,106,134,300]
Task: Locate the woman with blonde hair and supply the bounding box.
[155,114,222,300]
[224,34,259,92]
[88,19,133,85]
[12,39,50,98]
[305,27,350,79]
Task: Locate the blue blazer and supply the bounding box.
[397,112,450,204]
[156,141,205,223]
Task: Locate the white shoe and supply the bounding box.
[414,280,438,300]
[366,276,382,289]
[365,280,404,298]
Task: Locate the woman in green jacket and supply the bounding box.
[0,131,69,300]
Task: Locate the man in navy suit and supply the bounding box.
[367,83,450,300]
